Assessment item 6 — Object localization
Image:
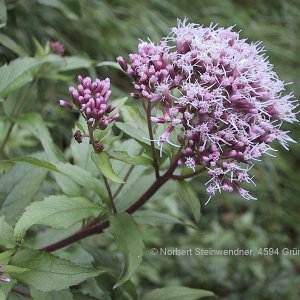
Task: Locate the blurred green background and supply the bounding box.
[1,0,300,299]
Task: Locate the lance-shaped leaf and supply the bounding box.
[9,156,59,172]
[142,286,215,300]
[0,216,15,248]
[0,33,27,57]
[56,163,107,199]
[176,180,201,223]
[109,151,152,166]
[9,249,103,292]
[0,162,48,225]
[96,61,123,71]
[30,287,73,300]
[132,210,184,227]
[109,213,144,288]
[17,112,67,163]
[91,151,124,183]
[0,57,41,98]
[14,195,103,241]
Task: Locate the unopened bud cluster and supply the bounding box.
[60,76,119,129]
[118,20,298,202]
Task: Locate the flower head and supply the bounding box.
[49,40,65,55]
[119,19,298,202]
[60,76,119,129]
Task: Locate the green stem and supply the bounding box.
[88,124,117,214]
[42,149,182,252]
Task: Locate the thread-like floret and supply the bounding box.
[119,19,298,202]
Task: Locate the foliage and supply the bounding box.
[0,0,299,299]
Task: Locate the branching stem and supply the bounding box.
[42,150,182,252]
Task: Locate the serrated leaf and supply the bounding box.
[14,195,103,241]
[176,180,201,223]
[30,287,74,300]
[55,163,107,199]
[91,151,124,183]
[0,57,41,98]
[109,151,152,166]
[110,96,128,113]
[8,156,59,172]
[9,249,103,292]
[109,213,144,288]
[142,286,215,300]
[115,122,168,155]
[120,105,147,132]
[0,216,15,248]
[132,210,183,227]
[115,122,149,146]
[0,162,48,225]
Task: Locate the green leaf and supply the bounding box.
[8,156,59,172]
[176,180,201,223]
[0,288,6,300]
[109,151,152,166]
[57,56,93,71]
[75,121,86,134]
[0,33,27,56]
[55,163,107,199]
[17,113,67,163]
[14,195,103,241]
[0,57,41,98]
[101,130,123,145]
[0,0,7,28]
[120,105,148,132]
[30,287,74,300]
[1,265,29,274]
[115,122,149,146]
[109,213,144,288]
[0,216,15,248]
[0,162,48,225]
[91,151,124,184]
[132,210,183,227]
[0,250,15,263]
[110,96,128,113]
[142,287,215,300]
[9,249,103,292]
[96,61,122,71]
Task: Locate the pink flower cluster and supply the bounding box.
[118,20,298,202]
[60,76,119,129]
[49,40,65,55]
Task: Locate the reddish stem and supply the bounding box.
[42,152,181,252]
